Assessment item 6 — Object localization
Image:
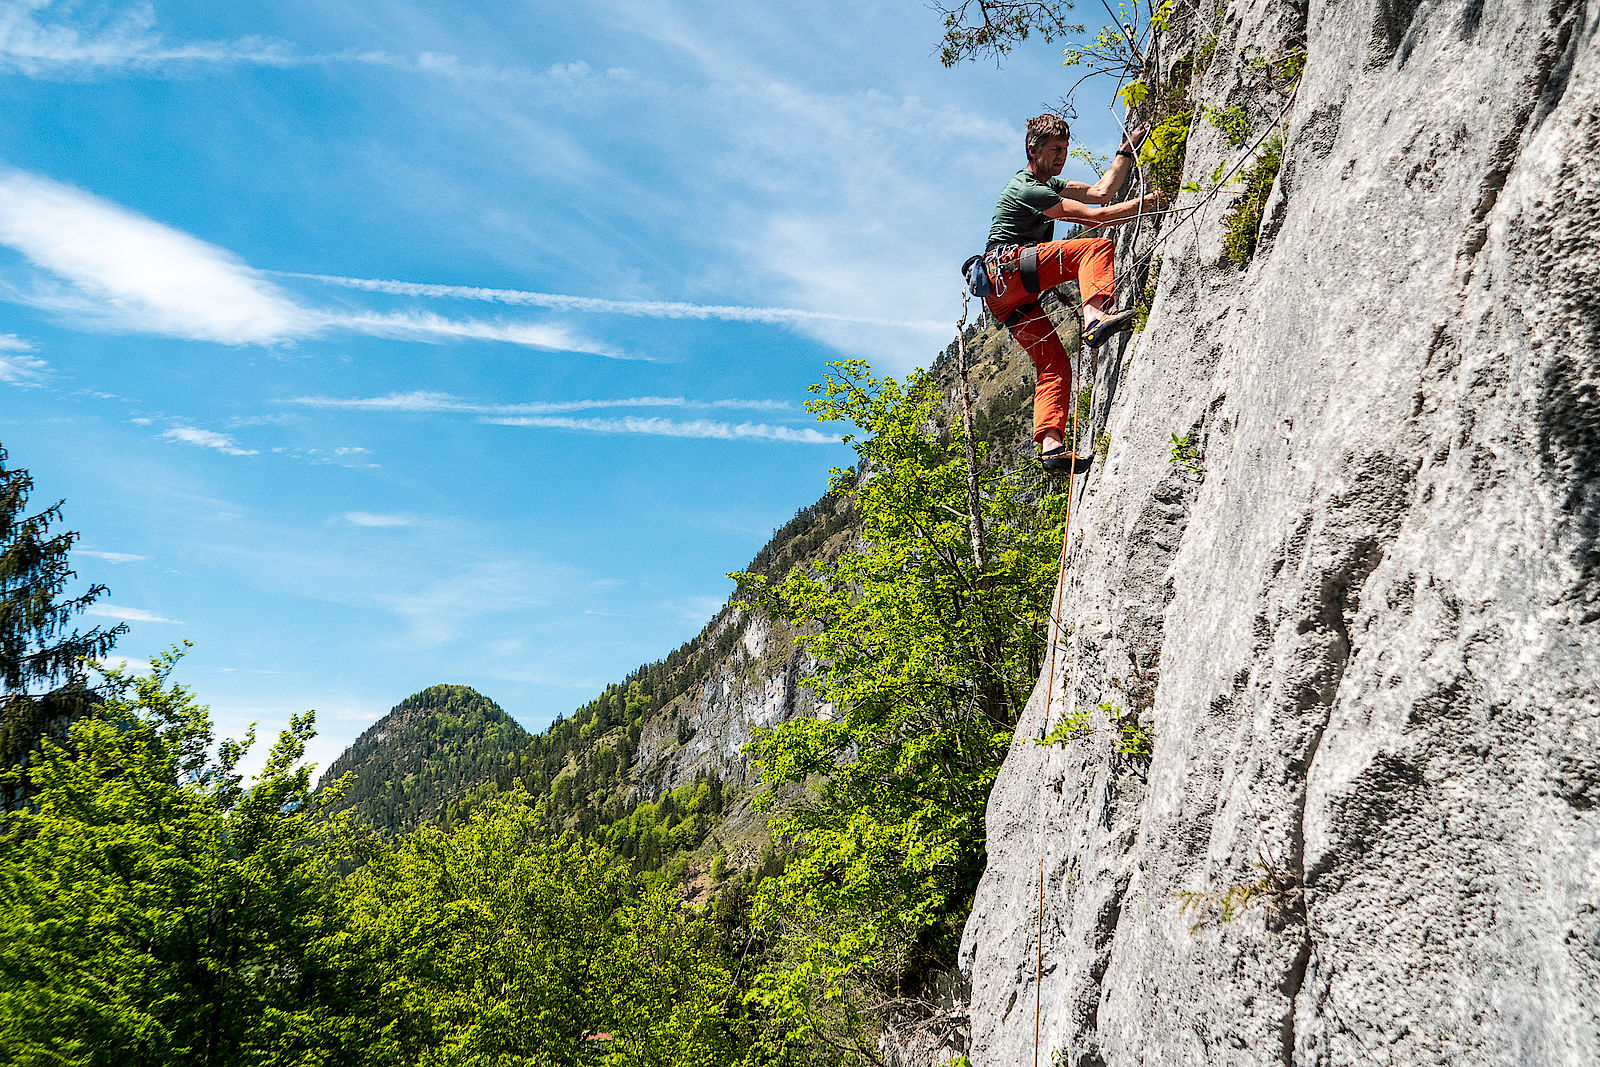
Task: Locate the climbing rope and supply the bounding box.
[1032,315,1088,1067]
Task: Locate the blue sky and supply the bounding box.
[0,0,1131,778]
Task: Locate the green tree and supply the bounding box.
[345,789,743,1066]
[731,362,1064,1058]
[0,443,125,804]
[0,647,371,1066]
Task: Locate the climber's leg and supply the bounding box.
[1034,237,1135,347]
[1008,302,1073,448]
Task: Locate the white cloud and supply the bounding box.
[0,4,623,88]
[91,654,154,675]
[84,604,184,625]
[314,308,632,359]
[487,414,834,443]
[0,166,313,344]
[0,347,50,385]
[285,390,829,442]
[344,511,423,527]
[0,332,35,350]
[78,550,150,563]
[0,1,299,76]
[281,271,949,332]
[160,425,258,456]
[287,390,792,415]
[0,166,622,355]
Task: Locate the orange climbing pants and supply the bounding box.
[983,237,1116,443]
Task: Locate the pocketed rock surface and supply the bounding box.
[958,0,1600,1064]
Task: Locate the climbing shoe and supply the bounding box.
[1040,445,1094,475]
[1081,308,1138,349]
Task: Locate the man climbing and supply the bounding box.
[973,113,1164,473]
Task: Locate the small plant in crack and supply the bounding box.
[1169,432,1205,476]
[1175,860,1303,932]
[1221,134,1284,267]
[1131,254,1162,334]
[1036,705,1093,747]
[1036,701,1152,765]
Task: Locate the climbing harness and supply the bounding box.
[962,243,1044,302]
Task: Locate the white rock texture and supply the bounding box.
[960,0,1600,1064]
[632,612,827,798]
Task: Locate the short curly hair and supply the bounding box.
[1025,113,1071,155]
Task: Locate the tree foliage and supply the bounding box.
[0,653,754,1066]
[347,791,745,1066]
[0,647,370,1066]
[731,362,1065,1056]
[0,443,125,798]
[933,1,1083,67]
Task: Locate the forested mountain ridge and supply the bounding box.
[317,684,530,835]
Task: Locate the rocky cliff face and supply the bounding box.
[630,610,824,797]
[960,0,1600,1064]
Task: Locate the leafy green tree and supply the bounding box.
[731,362,1064,1057]
[0,647,371,1066]
[345,789,743,1066]
[0,443,125,804]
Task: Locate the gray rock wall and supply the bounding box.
[960,0,1600,1064]
[631,611,827,798]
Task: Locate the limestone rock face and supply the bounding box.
[960,0,1600,1064]
[631,611,826,798]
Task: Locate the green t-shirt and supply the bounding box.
[987,168,1068,250]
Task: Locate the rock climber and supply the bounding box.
[967,113,1164,474]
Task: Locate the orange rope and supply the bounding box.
[1033,324,1086,1067]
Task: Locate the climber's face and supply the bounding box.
[1028,135,1070,179]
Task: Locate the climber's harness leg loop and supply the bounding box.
[1019,244,1040,295]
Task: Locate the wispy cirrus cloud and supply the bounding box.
[160,425,258,456]
[0,3,631,89]
[0,166,624,356]
[0,166,310,344]
[286,390,790,415]
[322,309,629,358]
[78,550,150,563]
[344,511,425,528]
[0,1,298,76]
[285,390,829,442]
[487,414,833,443]
[279,272,948,333]
[0,333,50,384]
[84,603,183,625]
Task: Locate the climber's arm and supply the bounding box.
[1044,191,1164,228]
[1060,123,1151,205]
